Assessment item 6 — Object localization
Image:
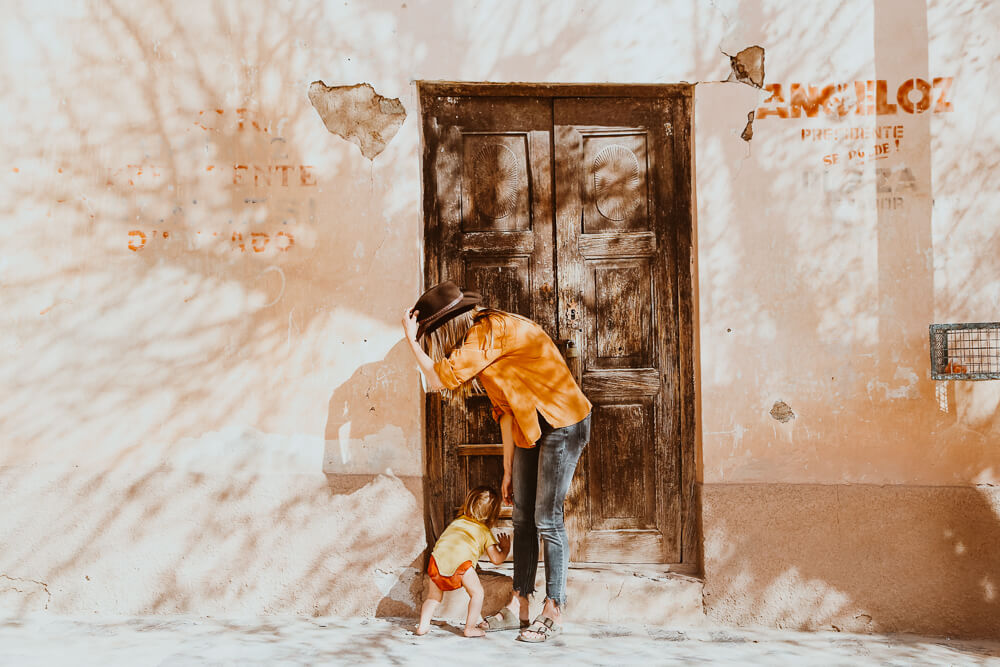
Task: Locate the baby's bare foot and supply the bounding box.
[415,624,431,636]
[463,626,486,638]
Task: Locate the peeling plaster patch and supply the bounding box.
[769,401,795,423]
[373,567,419,606]
[740,111,754,141]
[308,81,406,160]
[725,46,765,88]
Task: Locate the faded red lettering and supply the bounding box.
[854,80,874,116]
[251,232,270,252]
[275,165,290,186]
[275,231,295,251]
[755,84,788,119]
[128,230,147,251]
[789,84,835,118]
[932,77,953,113]
[758,78,954,120]
[299,166,317,186]
[233,165,249,185]
[897,78,931,114]
[876,80,897,115]
[253,165,271,187]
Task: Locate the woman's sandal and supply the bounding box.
[516,615,562,643]
[479,607,529,632]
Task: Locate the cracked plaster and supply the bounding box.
[0,574,51,611]
[308,81,406,160]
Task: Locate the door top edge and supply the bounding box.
[417,81,694,99]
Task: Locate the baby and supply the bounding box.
[416,485,511,637]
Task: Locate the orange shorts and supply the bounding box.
[427,555,474,592]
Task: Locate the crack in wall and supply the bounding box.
[718,46,765,142]
[0,574,52,610]
[308,81,406,160]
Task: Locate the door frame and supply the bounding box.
[416,81,699,567]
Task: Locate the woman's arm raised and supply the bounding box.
[402,308,445,392]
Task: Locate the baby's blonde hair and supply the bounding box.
[460,485,502,528]
[421,307,499,403]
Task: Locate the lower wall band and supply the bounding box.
[701,482,1000,639]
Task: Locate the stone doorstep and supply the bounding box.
[434,563,706,628]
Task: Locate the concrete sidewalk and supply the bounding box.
[2,616,999,666]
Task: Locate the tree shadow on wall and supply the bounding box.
[324,339,431,618]
[324,340,418,478]
[696,0,1000,642]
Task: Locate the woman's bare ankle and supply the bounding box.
[541,598,561,620]
[510,593,530,620]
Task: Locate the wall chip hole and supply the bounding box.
[769,401,795,423]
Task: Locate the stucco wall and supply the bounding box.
[692,0,1000,638]
[2,0,998,635]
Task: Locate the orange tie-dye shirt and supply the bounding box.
[434,312,592,448]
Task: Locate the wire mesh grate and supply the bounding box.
[929,322,1000,380]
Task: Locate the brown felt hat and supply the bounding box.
[411,281,482,340]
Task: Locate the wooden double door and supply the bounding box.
[419,85,696,565]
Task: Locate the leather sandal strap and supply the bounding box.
[524,620,550,635]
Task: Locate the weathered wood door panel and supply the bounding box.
[421,87,694,564]
[554,98,681,563]
[421,96,555,532]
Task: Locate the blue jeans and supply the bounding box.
[511,411,591,609]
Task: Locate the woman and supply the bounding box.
[402,280,592,643]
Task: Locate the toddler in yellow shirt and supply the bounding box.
[416,485,511,637]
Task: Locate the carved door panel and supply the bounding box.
[420,95,556,541]
[554,98,684,563]
[421,88,694,565]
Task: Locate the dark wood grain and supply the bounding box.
[649,97,682,562]
[588,403,655,530]
[593,262,652,368]
[582,132,650,234]
[421,91,556,545]
[556,96,687,563]
[465,395,501,445]
[460,231,534,255]
[671,95,699,566]
[578,232,656,258]
[421,84,695,567]
[457,443,503,456]
[581,368,661,398]
[465,258,530,316]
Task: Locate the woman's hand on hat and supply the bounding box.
[402,307,420,342]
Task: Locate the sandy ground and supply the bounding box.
[1,616,999,666]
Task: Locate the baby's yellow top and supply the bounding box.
[431,515,497,576]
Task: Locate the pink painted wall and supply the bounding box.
[1,0,997,627]
[695,0,1000,487]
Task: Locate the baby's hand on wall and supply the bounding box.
[497,532,511,554]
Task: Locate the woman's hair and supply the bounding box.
[421,306,501,403]
[460,485,502,528]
